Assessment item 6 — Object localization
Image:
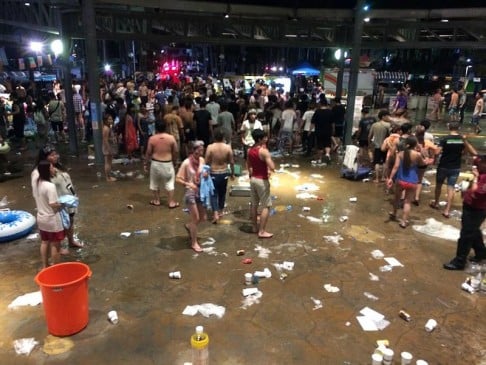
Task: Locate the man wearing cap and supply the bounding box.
[240,109,263,159]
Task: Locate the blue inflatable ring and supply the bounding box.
[0,210,36,243]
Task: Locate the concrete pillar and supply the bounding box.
[82,0,103,165]
[344,0,366,145]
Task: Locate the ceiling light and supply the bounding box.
[364,17,370,22]
[441,19,449,22]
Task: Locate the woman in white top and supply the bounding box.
[32,160,65,268]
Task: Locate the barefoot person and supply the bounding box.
[176,140,206,252]
[247,128,275,238]
[205,128,235,223]
[386,136,430,228]
[144,120,179,208]
[32,160,65,268]
[32,144,84,253]
[102,113,118,182]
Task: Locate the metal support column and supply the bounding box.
[82,0,103,165]
[344,0,366,146]
[59,14,78,155]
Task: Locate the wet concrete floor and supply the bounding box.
[0,119,485,365]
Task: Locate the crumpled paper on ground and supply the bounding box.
[182,303,225,318]
[13,338,38,355]
[323,234,343,245]
[412,218,460,241]
[8,291,42,309]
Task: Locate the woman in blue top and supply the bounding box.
[387,136,431,228]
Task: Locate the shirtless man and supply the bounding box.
[144,120,179,208]
[205,128,235,223]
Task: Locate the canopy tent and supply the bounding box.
[291,62,320,76]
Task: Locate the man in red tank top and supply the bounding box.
[246,129,275,238]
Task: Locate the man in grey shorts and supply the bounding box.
[246,128,275,239]
[144,120,179,208]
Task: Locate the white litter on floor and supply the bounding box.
[8,291,42,309]
[254,245,272,259]
[324,284,340,293]
[310,297,323,310]
[323,234,344,245]
[296,192,318,199]
[412,218,460,241]
[13,338,38,355]
[182,303,226,318]
[295,183,320,192]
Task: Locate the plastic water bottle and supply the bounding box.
[191,325,209,365]
[134,229,149,235]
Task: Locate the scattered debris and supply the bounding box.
[371,250,385,259]
[363,292,379,301]
[310,297,323,310]
[42,335,74,355]
[13,338,38,355]
[182,303,226,318]
[323,233,343,245]
[0,195,9,208]
[324,284,340,293]
[383,257,404,267]
[412,218,459,241]
[8,291,42,309]
[368,273,380,281]
[356,307,390,331]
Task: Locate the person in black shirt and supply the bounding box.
[311,98,334,164]
[356,107,376,163]
[194,100,212,147]
[430,122,477,218]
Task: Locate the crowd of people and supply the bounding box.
[1,74,485,271]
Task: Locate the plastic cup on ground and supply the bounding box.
[382,348,394,361]
[424,318,437,332]
[244,273,252,285]
[108,310,118,324]
[169,271,182,279]
[371,353,383,365]
[401,351,413,365]
[416,361,428,365]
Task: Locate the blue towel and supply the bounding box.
[58,195,79,229]
[58,195,79,208]
[199,165,215,209]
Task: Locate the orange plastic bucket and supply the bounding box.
[35,262,92,336]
